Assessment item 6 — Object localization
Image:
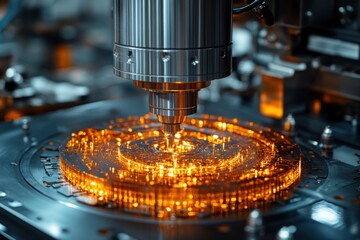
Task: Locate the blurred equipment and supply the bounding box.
[257,0,360,123]
[0,0,21,32]
[0,1,358,240]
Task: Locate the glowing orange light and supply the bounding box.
[260,74,284,119]
[60,115,301,219]
[312,99,322,115]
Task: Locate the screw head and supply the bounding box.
[191,57,199,66]
[126,57,134,65]
[127,51,134,65]
[162,53,171,63]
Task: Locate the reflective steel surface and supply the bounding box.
[113,0,232,81]
[113,0,233,136]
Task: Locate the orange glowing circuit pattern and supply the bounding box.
[59,115,302,219]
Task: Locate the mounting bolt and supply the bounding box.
[283,114,296,136]
[22,118,30,133]
[276,226,297,240]
[320,125,334,150]
[245,209,263,235]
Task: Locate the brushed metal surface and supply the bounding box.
[113,0,233,83]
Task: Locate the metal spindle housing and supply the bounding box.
[113,0,233,135]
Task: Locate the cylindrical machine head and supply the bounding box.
[113,0,233,135]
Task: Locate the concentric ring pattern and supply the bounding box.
[59,115,301,219]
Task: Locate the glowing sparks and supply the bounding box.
[59,115,301,219]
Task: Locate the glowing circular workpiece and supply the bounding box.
[59,115,301,219]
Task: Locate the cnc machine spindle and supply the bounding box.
[113,0,233,140]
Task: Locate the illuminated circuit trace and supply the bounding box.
[59,115,302,219]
